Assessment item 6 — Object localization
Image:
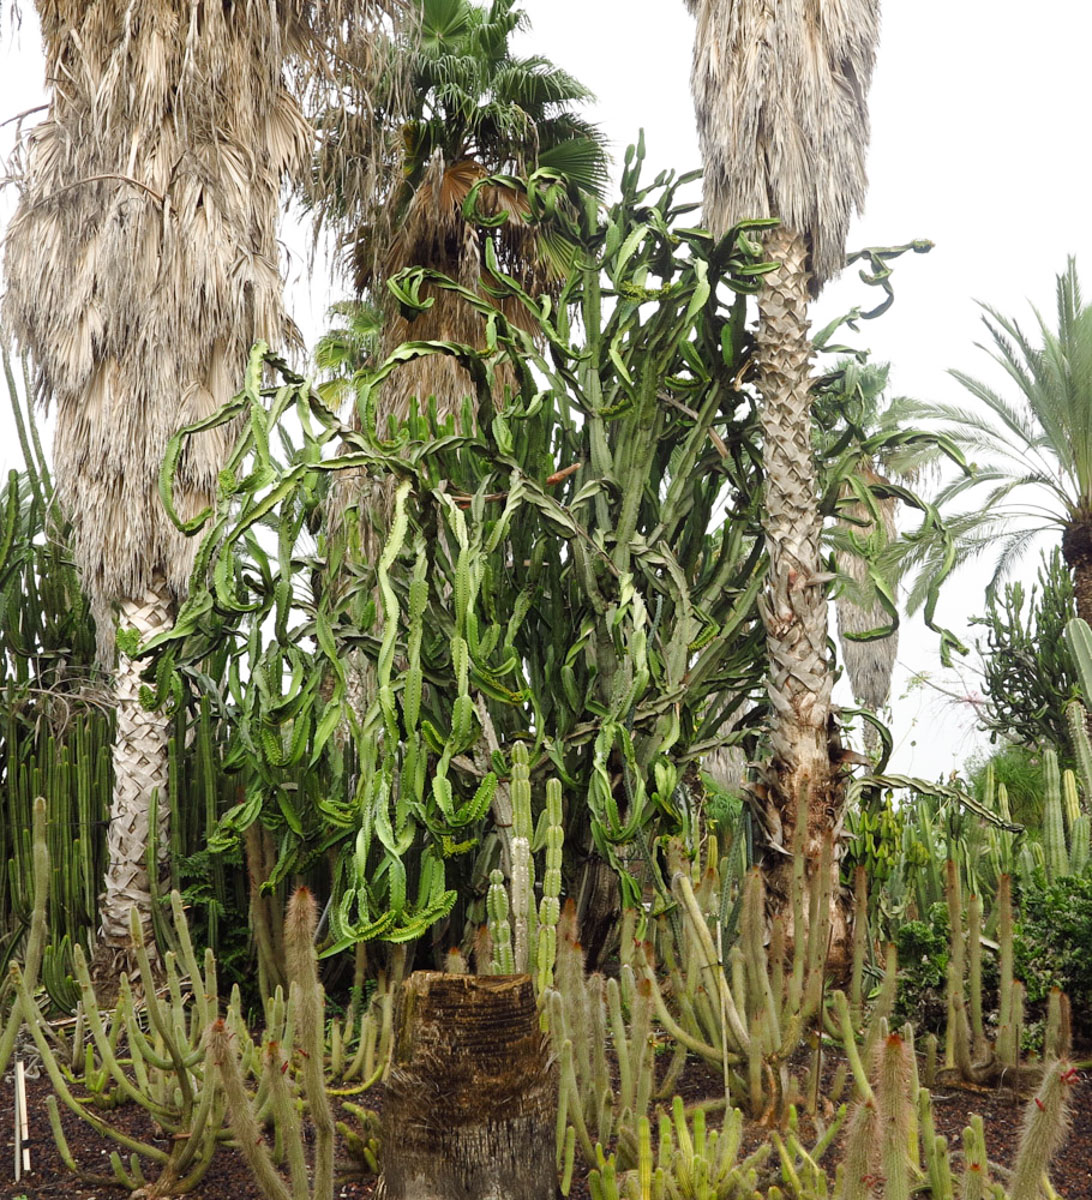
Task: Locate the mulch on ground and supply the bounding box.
[1,1054,1089,1199]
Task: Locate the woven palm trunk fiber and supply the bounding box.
[380,972,556,1200]
[100,584,173,966]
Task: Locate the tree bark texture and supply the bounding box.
[97,582,173,975]
[1062,520,1092,629]
[754,226,845,960]
[380,972,557,1200]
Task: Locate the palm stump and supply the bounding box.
[380,972,556,1200]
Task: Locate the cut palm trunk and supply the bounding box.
[754,227,847,965]
[380,972,556,1200]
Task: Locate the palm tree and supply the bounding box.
[820,361,942,753]
[317,0,609,423]
[901,259,1092,626]
[685,0,881,946]
[3,0,389,976]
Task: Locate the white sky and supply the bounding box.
[2,1,1091,779]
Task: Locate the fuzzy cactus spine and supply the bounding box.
[1007,1058,1077,1200]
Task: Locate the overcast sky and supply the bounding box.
[2,2,1090,779]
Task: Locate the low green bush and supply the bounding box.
[892,902,950,1033]
[1014,867,1092,1042]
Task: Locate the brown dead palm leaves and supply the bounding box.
[4,0,398,651]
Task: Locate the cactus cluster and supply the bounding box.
[484,746,564,990]
[630,826,857,1122]
[938,863,1070,1091]
[6,801,390,1198]
[11,891,229,1194]
[548,900,659,1181]
[583,1016,1077,1200]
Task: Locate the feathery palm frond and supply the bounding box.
[903,260,1092,624]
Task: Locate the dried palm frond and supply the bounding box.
[373,152,558,423]
[834,479,898,750]
[685,0,880,288]
[3,0,397,657]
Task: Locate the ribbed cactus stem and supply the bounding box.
[588,974,611,1121]
[1070,813,1090,875]
[559,1125,576,1196]
[967,894,986,1060]
[1042,749,1069,880]
[950,957,975,1081]
[919,1089,943,1198]
[996,876,1016,1068]
[1007,1059,1077,1200]
[849,865,868,1025]
[606,975,633,1118]
[1012,980,1025,1068]
[537,785,564,994]
[487,868,515,974]
[632,975,655,1123]
[1062,767,1081,830]
[923,1033,938,1090]
[559,1037,596,1164]
[1048,990,1072,1060]
[284,887,335,1200]
[265,1034,308,1193]
[509,744,535,972]
[748,1011,764,1118]
[945,860,964,1070]
[839,1095,877,1200]
[832,990,874,1104]
[876,1034,912,1200]
[636,1115,653,1199]
[210,1019,292,1200]
[1064,616,1092,710]
[961,1115,989,1200]
[742,867,766,1015]
[510,836,533,973]
[1065,699,1092,805]
[0,796,49,1073]
[997,779,1012,823]
[769,915,786,1015]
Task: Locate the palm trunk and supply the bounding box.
[97,581,174,979]
[1062,523,1092,628]
[380,972,556,1200]
[754,226,845,959]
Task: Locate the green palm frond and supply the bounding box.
[421,0,475,43]
[537,138,610,198]
[902,260,1092,618]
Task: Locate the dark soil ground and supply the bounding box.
[1,1053,1089,1199]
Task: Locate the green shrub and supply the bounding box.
[1014,868,1092,1041]
[967,743,1046,831]
[892,901,950,1033]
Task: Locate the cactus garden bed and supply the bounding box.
[2,1056,1090,1199]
